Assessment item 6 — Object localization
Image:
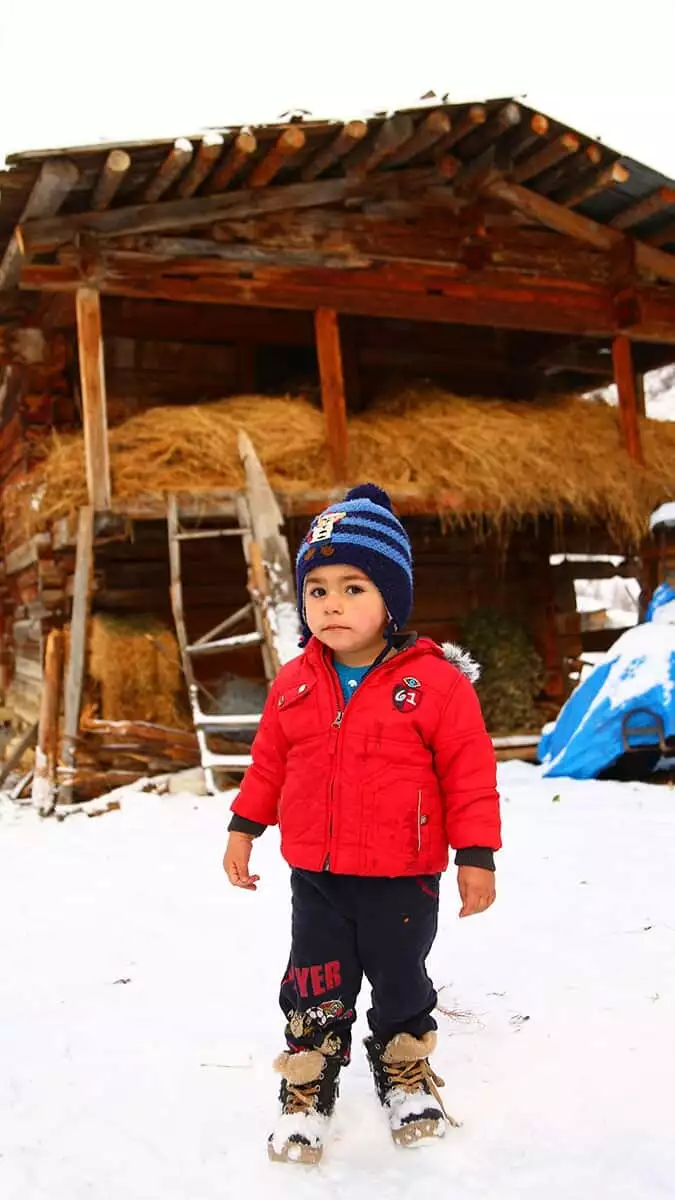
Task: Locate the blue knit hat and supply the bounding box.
[296,483,413,646]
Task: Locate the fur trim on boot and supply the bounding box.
[273,1049,325,1085]
[381,1031,437,1064]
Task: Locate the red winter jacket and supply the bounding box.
[231,636,500,877]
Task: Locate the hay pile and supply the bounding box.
[88,614,189,728]
[460,608,545,733]
[5,388,675,543]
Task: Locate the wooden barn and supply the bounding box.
[1,96,675,802]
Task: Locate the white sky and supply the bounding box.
[1,0,675,177]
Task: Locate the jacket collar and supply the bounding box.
[302,632,480,681]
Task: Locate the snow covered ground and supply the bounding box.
[1,764,675,1200]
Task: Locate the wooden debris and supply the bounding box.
[0,722,38,788]
[92,149,131,211]
[141,138,193,203]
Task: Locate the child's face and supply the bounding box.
[304,565,387,664]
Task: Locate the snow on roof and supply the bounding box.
[650,502,675,529]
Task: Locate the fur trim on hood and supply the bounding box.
[441,642,481,683]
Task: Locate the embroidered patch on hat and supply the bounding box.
[303,548,317,562]
[403,676,421,689]
[310,511,346,543]
[393,682,423,712]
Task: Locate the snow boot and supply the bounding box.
[267,1039,344,1165]
[364,1031,459,1147]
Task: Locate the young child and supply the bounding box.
[223,483,500,1164]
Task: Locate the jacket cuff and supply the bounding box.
[228,814,267,838]
[455,846,496,871]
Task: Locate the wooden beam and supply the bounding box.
[60,506,94,800]
[511,132,580,184]
[458,101,521,159]
[502,113,549,163]
[204,130,257,193]
[433,105,487,157]
[610,186,675,231]
[644,218,675,248]
[612,335,644,464]
[385,110,452,167]
[248,127,306,188]
[141,138,193,202]
[91,150,131,211]
[21,169,439,253]
[556,161,630,209]
[0,159,79,290]
[346,115,415,180]
[76,287,111,509]
[301,121,368,181]
[31,628,65,813]
[315,307,349,482]
[176,133,225,197]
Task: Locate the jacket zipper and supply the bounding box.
[322,647,416,869]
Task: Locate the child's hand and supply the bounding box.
[457,866,496,918]
[223,832,260,891]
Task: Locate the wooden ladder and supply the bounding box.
[167,432,300,795]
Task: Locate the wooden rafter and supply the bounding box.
[204,130,257,193]
[0,159,79,290]
[385,110,452,167]
[91,150,131,211]
[511,132,580,185]
[141,138,193,202]
[433,105,486,157]
[556,161,630,209]
[611,186,675,231]
[248,127,306,188]
[645,219,675,248]
[20,167,439,252]
[458,101,521,159]
[177,133,225,197]
[345,115,415,180]
[301,121,368,181]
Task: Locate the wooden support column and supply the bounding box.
[31,628,65,813]
[315,308,349,483]
[612,335,644,464]
[76,287,111,509]
[60,507,94,803]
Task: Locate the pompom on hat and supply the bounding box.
[295,483,413,645]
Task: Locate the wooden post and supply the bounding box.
[612,335,644,464]
[59,507,94,803]
[76,287,111,510]
[315,308,349,483]
[31,628,65,813]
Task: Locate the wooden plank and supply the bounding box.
[0,159,79,290]
[433,105,486,156]
[612,335,644,464]
[76,287,111,509]
[5,533,51,576]
[31,629,65,812]
[315,307,349,482]
[177,133,225,198]
[0,722,38,787]
[141,138,193,202]
[204,130,257,193]
[238,432,300,671]
[22,169,439,253]
[301,121,368,181]
[15,656,44,684]
[92,150,131,212]
[60,506,94,796]
[610,186,675,231]
[511,132,580,184]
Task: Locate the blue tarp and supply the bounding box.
[646,581,675,623]
[538,619,675,779]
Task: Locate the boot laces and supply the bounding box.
[384,1057,450,1121]
[284,1080,320,1116]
